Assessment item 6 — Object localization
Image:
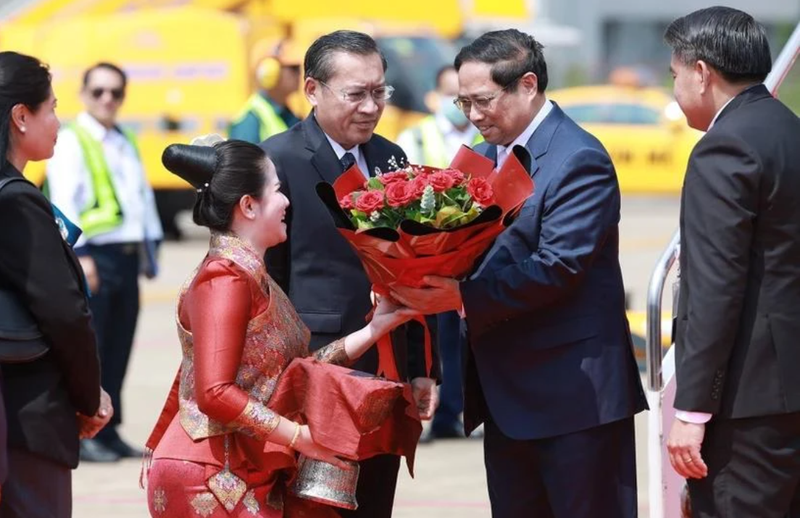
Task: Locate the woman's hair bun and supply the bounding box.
[161,144,216,189]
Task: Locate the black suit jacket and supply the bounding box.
[675,85,800,418]
[0,164,101,468]
[262,116,439,380]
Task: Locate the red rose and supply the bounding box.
[408,175,428,198]
[378,171,411,185]
[339,193,356,210]
[442,168,466,186]
[429,171,456,192]
[467,177,494,206]
[385,180,413,208]
[354,190,385,214]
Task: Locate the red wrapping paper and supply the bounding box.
[317,145,535,380]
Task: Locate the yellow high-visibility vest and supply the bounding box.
[66,123,139,238]
[231,94,288,142]
[414,115,483,168]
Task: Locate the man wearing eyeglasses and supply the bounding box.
[390,30,647,518]
[261,30,440,518]
[45,62,163,464]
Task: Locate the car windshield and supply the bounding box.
[561,103,661,125]
[377,36,455,113]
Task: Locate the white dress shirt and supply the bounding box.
[46,112,163,248]
[496,99,553,169]
[325,133,371,179]
[396,113,479,167]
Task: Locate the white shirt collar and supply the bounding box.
[324,132,362,164]
[708,97,735,130]
[77,112,117,141]
[496,98,553,168]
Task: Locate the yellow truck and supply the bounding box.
[1,7,253,235]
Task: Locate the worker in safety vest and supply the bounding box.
[229,39,303,143]
[397,65,481,168]
[45,62,163,463]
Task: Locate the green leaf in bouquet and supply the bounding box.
[459,204,482,225]
[366,177,385,190]
[356,219,375,230]
[435,205,466,228]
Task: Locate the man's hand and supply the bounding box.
[411,377,439,420]
[78,255,100,293]
[77,388,114,439]
[667,419,708,479]
[391,276,461,315]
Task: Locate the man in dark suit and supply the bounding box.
[261,30,439,518]
[392,29,647,517]
[0,165,111,517]
[664,8,800,517]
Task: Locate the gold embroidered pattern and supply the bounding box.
[235,399,280,440]
[313,338,352,366]
[243,490,260,514]
[176,232,311,442]
[207,465,247,512]
[151,487,167,514]
[190,492,218,517]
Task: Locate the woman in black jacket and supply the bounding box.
[0,51,112,518]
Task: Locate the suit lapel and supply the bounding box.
[523,102,566,178]
[303,115,345,185]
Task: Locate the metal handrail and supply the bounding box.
[645,231,679,391]
[644,22,800,393]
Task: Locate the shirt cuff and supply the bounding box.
[675,410,712,424]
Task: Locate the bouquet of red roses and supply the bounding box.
[340,163,496,231]
[316,145,534,380]
[317,144,534,292]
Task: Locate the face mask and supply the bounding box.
[439,96,470,127]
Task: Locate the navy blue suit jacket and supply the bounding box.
[460,104,647,440]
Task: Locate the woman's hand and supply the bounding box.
[293,425,353,470]
[370,296,419,335]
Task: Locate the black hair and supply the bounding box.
[0,51,52,169]
[435,65,456,90]
[664,6,771,84]
[162,140,269,232]
[454,29,548,93]
[82,62,128,90]
[304,30,387,82]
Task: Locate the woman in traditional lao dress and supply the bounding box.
[144,140,415,517]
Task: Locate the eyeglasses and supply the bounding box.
[90,87,125,101]
[453,75,524,114]
[318,81,395,104]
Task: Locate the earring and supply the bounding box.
[20,127,26,134]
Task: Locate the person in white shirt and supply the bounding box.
[46,62,163,463]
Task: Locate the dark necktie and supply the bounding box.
[340,152,356,173]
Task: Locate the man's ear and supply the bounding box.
[696,60,712,95]
[520,72,538,96]
[304,78,319,107]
